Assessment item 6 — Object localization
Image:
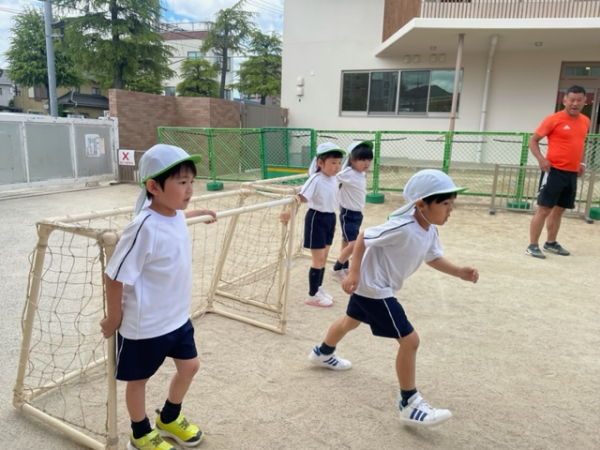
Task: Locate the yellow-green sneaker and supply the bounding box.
[127,429,174,450]
[156,413,204,447]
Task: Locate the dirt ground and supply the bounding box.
[2,181,599,450]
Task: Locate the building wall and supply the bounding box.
[281,0,599,133]
[108,89,241,151]
[13,84,107,116]
[0,84,13,107]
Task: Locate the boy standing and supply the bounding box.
[101,144,216,450]
[308,169,479,427]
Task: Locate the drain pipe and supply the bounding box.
[477,34,499,163]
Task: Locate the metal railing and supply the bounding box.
[421,0,600,19]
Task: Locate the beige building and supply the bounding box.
[281,0,600,133]
[12,83,108,118]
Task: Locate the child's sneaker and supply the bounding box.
[399,394,452,427]
[318,286,333,300]
[156,412,203,447]
[308,345,352,370]
[305,290,333,307]
[331,267,347,283]
[127,429,174,450]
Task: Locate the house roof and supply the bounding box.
[57,91,109,109]
[0,70,12,86]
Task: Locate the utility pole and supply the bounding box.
[43,0,58,117]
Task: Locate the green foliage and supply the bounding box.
[232,30,281,105]
[176,59,219,98]
[5,7,82,89]
[55,0,174,90]
[8,99,15,107]
[200,0,257,99]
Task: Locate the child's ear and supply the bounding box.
[415,199,426,211]
[146,179,161,195]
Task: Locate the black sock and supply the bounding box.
[343,260,349,269]
[400,389,418,407]
[309,267,320,296]
[131,416,152,439]
[318,268,325,287]
[546,241,557,246]
[160,399,182,424]
[319,342,336,355]
[333,260,344,271]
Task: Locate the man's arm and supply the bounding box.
[529,133,551,172]
[341,232,366,294]
[426,257,479,284]
[101,274,123,338]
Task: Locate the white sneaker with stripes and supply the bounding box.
[399,394,452,427]
[308,345,352,371]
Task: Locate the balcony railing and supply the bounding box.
[383,0,600,41]
[421,0,600,19]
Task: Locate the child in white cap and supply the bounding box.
[308,169,479,427]
[280,142,346,307]
[101,144,216,450]
[331,140,374,283]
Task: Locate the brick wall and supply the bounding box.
[109,89,242,151]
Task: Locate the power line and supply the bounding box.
[252,0,283,13]
[246,0,282,15]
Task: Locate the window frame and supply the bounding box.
[340,68,463,118]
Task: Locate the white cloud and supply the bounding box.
[0,0,43,68]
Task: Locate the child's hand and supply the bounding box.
[202,209,217,224]
[100,317,120,339]
[458,267,479,284]
[280,209,291,225]
[342,272,359,295]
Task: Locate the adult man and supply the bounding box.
[526,85,589,259]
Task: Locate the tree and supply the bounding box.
[6,8,82,92]
[55,0,174,91]
[232,30,281,105]
[200,0,257,99]
[176,59,219,98]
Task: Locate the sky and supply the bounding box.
[0,0,284,73]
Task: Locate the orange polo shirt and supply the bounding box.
[535,110,589,172]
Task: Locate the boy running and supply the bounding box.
[101,144,216,450]
[308,169,479,427]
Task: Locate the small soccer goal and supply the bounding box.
[13,188,299,450]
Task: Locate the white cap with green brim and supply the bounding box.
[389,169,468,218]
[134,144,202,215]
[308,142,346,175]
[343,140,374,170]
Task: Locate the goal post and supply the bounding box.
[13,188,298,450]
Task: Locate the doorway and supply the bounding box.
[557,62,600,133]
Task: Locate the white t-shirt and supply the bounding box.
[354,213,443,299]
[105,208,192,340]
[299,172,338,213]
[337,166,366,212]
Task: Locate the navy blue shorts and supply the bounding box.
[339,208,363,242]
[115,319,198,381]
[304,209,336,249]
[346,293,414,338]
[537,167,577,209]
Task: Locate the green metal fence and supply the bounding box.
[157,126,600,207]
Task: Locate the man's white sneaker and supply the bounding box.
[305,291,333,307]
[308,345,352,370]
[399,394,452,427]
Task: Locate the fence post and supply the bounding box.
[366,131,385,203]
[508,133,531,209]
[260,128,267,180]
[206,128,224,191]
[443,132,452,174]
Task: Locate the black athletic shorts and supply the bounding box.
[304,209,336,249]
[339,208,363,242]
[346,293,414,339]
[537,167,577,209]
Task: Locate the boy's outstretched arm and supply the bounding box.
[101,274,124,338]
[341,232,366,294]
[185,208,217,223]
[427,257,479,284]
